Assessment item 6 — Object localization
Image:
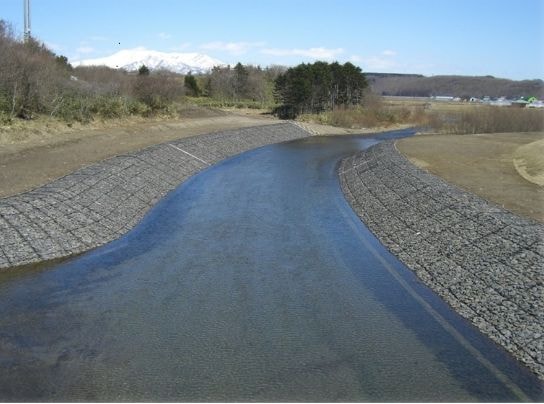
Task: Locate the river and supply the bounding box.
[0,130,541,401]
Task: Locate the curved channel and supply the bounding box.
[0,130,541,401]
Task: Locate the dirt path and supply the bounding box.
[396,132,544,222]
[0,111,278,198]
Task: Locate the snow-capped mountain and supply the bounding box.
[72,47,224,74]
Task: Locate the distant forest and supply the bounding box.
[367,73,544,99]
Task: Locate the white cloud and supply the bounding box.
[357,50,399,70]
[89,35,109,42]
[200,41,265,55]
[362,56,397,70]
[171,42,192,51]
[352,51,438,74]
[260,47,344,60]
[349,55,362,63]
[76,46,95,54]
[158,32,172,40]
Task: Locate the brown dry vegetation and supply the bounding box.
[427,105,544,134]
[0,21,190,124]
[302,94,544,135]
[299,92,426,128]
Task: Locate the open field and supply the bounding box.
[396,132,544,222]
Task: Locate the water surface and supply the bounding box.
[0,130,541,401]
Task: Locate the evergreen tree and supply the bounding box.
[55,55,73,71]
[233,62,249,99]
[184,73,200,97]
[138,64,150,76]
[274,61,367,117]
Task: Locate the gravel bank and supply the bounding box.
[339,141,544,380]
[0,122,311,270]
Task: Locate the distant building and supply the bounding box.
[432,96,455,101]
[527,100,544,108]
[490,98,512,106]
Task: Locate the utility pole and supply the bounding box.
[23,0,31,42]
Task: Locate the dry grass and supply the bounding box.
[397,132,544,222]
[513,139,544,186]
[299,96,544,135]
[0,103,227,146]
[427,106,544,134]
[383,97,544,133]
[299,94,427,129]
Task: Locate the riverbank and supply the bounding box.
[339,141,543,380]
[396,132,544,223]
[0,111,279,198]
[2,120,542,380]
[0,123,311,270]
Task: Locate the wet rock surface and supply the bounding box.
[339,141,544,380]
[0,123,311,270]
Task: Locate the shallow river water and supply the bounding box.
[0,130,542,401]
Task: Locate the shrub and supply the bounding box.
[125,99,150,116]
[89,96,126,119]
[305,103,426,129]
[132,74,184,111]
[52,96,92,123]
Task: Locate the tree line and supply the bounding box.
[187,61,370,118]
[0,19,368,124]
[273,61,368,118]
[368,73,544,99]
[183,62,284,107]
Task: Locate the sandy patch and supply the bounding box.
[298,121,412,136]
[513,139,544,186]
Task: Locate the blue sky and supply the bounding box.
[1,0,543,79]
